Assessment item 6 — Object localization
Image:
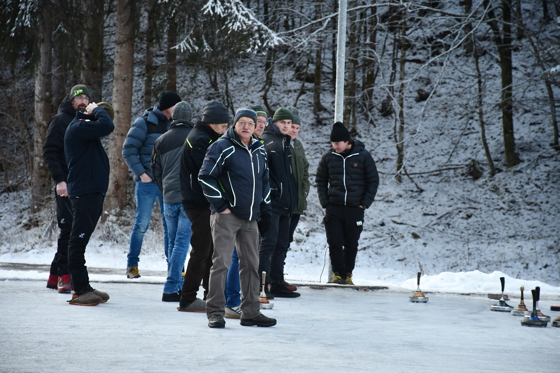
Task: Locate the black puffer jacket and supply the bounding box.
[42,98,76,184]
[152,120,194,204]
[316,139,379,209]
[261,120,297,216]
[180,122,222,209]
[198,127,270,221]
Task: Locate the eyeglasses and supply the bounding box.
[257,120,267,125]
[74,95,89,102]
[237,121,255,127]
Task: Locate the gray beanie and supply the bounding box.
[287,106,301,125]
[172,101,192,121]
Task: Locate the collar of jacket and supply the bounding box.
[169,120,194,129]
[144,106,170,126]
[59,98,77,117]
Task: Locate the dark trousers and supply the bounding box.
[259,212,290,286]
[288,213,301,244]
[324,205,364,278]
[68,193,104,295]
[180,208,213,303]
[49,191,73,276]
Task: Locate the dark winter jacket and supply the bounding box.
[198,127,271,221]
[261,120,297,216]
[316,139,379,209]
[151,120,194,204]
[64,107,115,198]
[122,106,170,180]
[180,122,223,209]
[291,138,310,215]
[43,98,76,184]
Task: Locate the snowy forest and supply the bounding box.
[0,0,559,287]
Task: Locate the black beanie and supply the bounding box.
[201,101,230,124]
[330,121,350,142]
[69,84,91,101]
[158,91,182,111]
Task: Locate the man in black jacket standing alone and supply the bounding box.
[42,84,91,293]
[64,101,115,305]
[316,122,379,285]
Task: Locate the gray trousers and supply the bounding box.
[207,213,261,319]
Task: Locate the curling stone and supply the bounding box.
[409,272,429,303]
[511,286,529,316]
[259,271,274,310]
[490,277,514,312]
[521,288,548,327]
[528,287,550,322]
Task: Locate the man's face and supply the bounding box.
[331,140,351,154]
[234,118,255,144]
[71,94,90,112]
[208,123,228,135]
[275,119,292,135]
[289,123,300,140]
[254,116,267,137]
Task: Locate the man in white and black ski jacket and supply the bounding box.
[199,107,275,328]
[316,121,379,285]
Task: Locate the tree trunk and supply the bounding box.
[80,0,105,101]
[344,0,358,132]
[144,0,157,110]
[395,8,407,183]
[362,4,378,112]
[105,0,135,215]
[313,0,325,115]
[32,3,53,214]
[262,48,275,114]
[166,20,178,92]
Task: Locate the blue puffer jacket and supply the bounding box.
[122,106,170,180]
[198,127,271,221]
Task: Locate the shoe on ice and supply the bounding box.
[126,267,140,279]
[178,298,206,312]
[208,314,226,328]
[162,292,181,302]
[328,273,346,285]
[283,280,297,291]
[345,274,354,285]
[68,291,103,306]
[57,274,73,293]
[270,285,301,298]
[46,275,58,289]
[72,289,110,303]
[225,306,242,319]
[240,313,276,327]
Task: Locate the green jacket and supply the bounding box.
[291,138,310,214]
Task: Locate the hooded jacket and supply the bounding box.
[180,122,223,209]
[43,98,77,184]
[122,106,170,180]
[316,139,379,209]
[198,127,271,221]
[260,120,297,216]
[151,120,194,204]
[64,107,115,198]
[291,138,310,215]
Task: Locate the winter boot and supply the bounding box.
[57,274,73,293]
[72,289,109,303]
[345,274,354,285]
[240,313,277,327]
[225,306,242,319]
[283,280,297,291]
[126,267,140,279]
[46,275,58,289]
[270,284,301,298]
[162,291,181,302]
[328,273,346,285]
[68,291,103,306]
[178,298,206,312]
[208,314,226,328]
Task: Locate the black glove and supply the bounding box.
[258,213,272,235]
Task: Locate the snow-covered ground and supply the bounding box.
[0,279,558,373]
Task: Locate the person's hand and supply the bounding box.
[85,102,98,115]
[56,181,68,197]
[219,208,231,214]
[258,213,272,235]
[139,173,152,183]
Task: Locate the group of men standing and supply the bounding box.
[43,86,379,329]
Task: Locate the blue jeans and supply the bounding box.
[127,181,168,267]
[225,247,241,308]
[163,203,192,294]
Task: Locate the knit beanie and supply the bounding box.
[330,121,350,142]
[172,101,192,121]
[97,102,114,120]
[272,107,294,122]
[158,91,182,111]
[249,105,268,119]
[69,84,91,101]
[201,101,230,124]
[287,106,301,125]
[234,107,257,125]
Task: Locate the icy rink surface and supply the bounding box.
[1,280,558,373]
